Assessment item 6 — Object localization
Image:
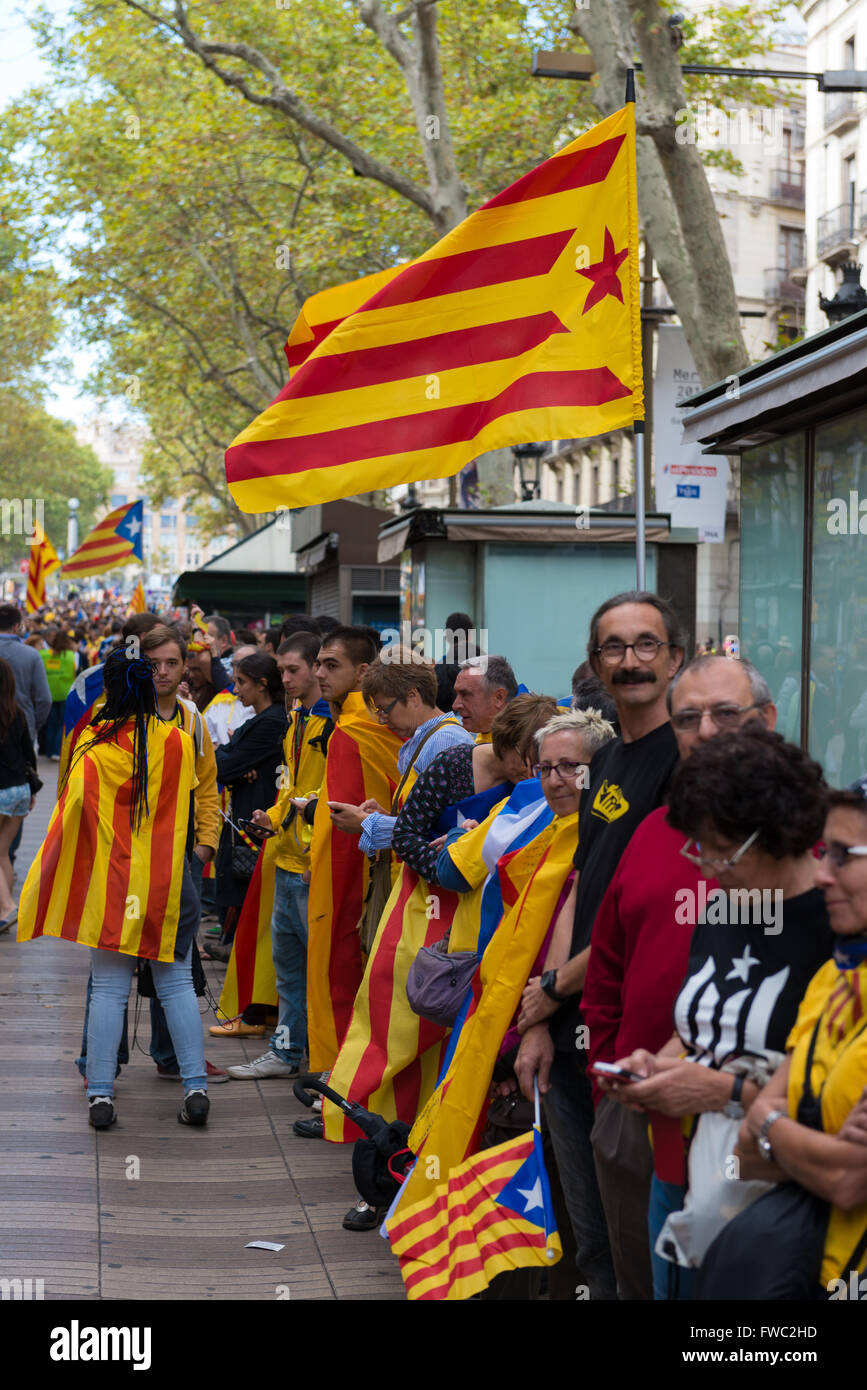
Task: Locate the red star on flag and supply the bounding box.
[579,228,628,314]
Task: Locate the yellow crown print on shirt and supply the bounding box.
[591,780,630,823]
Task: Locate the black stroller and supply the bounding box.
[293,1074,416,1207]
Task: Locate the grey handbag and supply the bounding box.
[406,935,480,1028]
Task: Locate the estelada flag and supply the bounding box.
[284,264,404,374]
[387,1125,561,1301]
[323,777,507,1143]
[25,527,61,613]
[219,837,279,1018]
[18,719,197,962]
[400,811,578,1211]
[127,579,146,615]
[62,499,144,578]
[306,692,402,1072]
[227,104,642,510]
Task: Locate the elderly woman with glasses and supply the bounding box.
[706,783,867,1299]
[606,725,833,1298]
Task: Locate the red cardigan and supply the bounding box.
[583,806,716,1097]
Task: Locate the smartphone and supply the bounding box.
[590,1061,644,1083]
[238,817,276,839]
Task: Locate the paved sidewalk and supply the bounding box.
[0,758,405,1301]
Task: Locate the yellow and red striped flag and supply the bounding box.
[306,692,402,1071]
[401,812,578,1210]
[283,264,404,375]
[62,499,144,578]
[127,579,146,615]
[18,718,196,962]
[387,1125,561,1300]
[219,837,279,1018]
[25,528,61,613]
[226,103,642,510]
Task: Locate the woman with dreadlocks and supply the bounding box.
[17,647,209,1130]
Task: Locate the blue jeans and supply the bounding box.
[43,701,65,758]
[87,944,207,1097]
[76,974,129,1078]
[268,867,309,1067]
[648,1175,696,1301]
[543,1052,618,1300]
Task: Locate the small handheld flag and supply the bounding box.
[25,528,61,613]
[127,579,146,615]
[386,1094,561,1301]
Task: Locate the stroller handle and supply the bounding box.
[293,1073,358,1115]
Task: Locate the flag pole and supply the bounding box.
[625,67,646,590]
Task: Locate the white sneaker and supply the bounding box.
[226,1050,300,1080]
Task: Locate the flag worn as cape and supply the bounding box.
[323,778,507,1142]
[226,104,642,511]
[219,836,278,1017]
[399,811,578,1210]
[58,664,106,789]
[18,718,196,961]
[387,1125,561,1301]
[62,499,144,578]
[306,691,402,1071]
[25,528,61,612]
[437,782,552,1081]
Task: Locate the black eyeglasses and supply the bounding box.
[671,702,765,733]
[531,759,584,781]
[593,638,670,665]
[372,696,400,722]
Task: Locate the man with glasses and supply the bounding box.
[578,652,776,1298]
[515,590,686,1300]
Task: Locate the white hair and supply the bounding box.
[534,707,616,760]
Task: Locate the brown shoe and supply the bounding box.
[207,1019,268,1038]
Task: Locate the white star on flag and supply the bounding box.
[124,514,142,539]
[516,1177,544,1214]
[726,945,760,983]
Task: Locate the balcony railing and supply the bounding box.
[817,203,858,256]
[824,92,859,129]
[764,266,805,304]
[769,166,805,204]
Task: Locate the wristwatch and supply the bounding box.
[723,1073,745,1120]
[757,1109,787,1160]
[540,969,568,1005]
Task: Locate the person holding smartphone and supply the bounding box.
[227,632,331,1080]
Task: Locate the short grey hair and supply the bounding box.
[666,654,773,714]
[459,654,518,698]
[534,708,616,761]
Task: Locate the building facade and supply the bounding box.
[801,0,867,335]
[76,417,228,594]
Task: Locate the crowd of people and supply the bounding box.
[3,587,867,1300]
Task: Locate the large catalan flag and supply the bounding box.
[18,718,196,962]
[226,104,642,510]
[62,499,144,578]
[25,528,61,612]
[387,1124,561,1300]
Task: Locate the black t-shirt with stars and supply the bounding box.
[673,886,832,1067]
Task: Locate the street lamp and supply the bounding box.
[512,442,547,501]
[531,50,867,93]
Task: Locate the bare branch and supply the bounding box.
[119,1,438,224]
